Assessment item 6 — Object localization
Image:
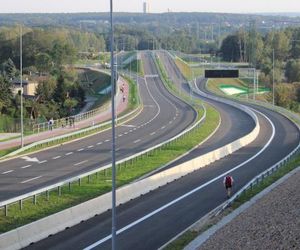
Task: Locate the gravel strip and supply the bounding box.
[198,169,300,250]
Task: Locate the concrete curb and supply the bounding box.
[184,166,300,250]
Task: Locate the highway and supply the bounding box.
[24,51,300,250]
[0,51,197,201]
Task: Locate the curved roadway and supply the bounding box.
[0,51,196,201]
[25,51,300,250]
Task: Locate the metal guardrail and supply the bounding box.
[0,72,205,215]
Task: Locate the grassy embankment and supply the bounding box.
[0,60,219,233]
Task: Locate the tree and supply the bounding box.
[285,59,300,83]
[35,52,51,75]
[220,34,240,62]
[53,74,67,106]
[0,76,13,113]
[3,58,17,79]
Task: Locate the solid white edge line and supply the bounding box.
[84,109,275,250]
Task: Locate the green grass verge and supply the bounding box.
[0,104,219,233]
[174,57,193,81]
[123,59,144,76]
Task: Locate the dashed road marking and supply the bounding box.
[74,160,88,166]
[118,134,123,137]
[77,148,84,151]
[134,139,141,144]
[39,160,47,164]
[65,152,73,156]
[97,142,103,145]
[87,146,94,149]
[21,165,32,169]
[150,132,156,136]
[52,156,61,160]
[161,126,166,130]
[105,139,110,142]
[2,170,14,174]
[21,176,42,184]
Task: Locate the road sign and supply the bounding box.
[205,69,239,78]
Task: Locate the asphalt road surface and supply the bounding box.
[25,52,300,250]
[0,51,197,201]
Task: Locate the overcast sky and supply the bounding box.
[0,0,300,14]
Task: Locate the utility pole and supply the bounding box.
[109,0,117,249]
[20,25,24,148]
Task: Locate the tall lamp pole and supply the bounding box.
[272,49,275,106]
[109,0,117,249]
[20,25,24,148]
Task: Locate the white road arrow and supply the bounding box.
[21,156,40,163]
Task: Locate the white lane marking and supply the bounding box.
[118,134,123,137]
[21,156,40,163]
[65,152,73,156]
[84,109,276,250]
[169,121,173,124]
[129,130,133,133]
[134,139,141,144]
[150,132,156,136]
[52,156,61,160]
[105,139,110,142]
[173,117,176,120]
[74,160,88,166]
[39,160,47,164]
[21,165,32,169]
[161,126,166,130]
[2,170,14,174]
[124,132,128,135]
[87,145,94,149]
[97,142,103,145]
[77,148,84,151]
[121,124,136,128]
[21,176,42,184]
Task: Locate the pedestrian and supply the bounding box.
[48,118,54,131]
[223,175,234,198]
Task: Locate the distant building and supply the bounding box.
[143,1,150,13]
[11,78,40,97]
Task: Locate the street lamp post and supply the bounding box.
[272,49,275,106]
[109,1,117,249]
[20,25,24,148]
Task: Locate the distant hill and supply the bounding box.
[0,12,299,30]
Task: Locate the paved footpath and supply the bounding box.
[0,77,129,151]
[186,167,300,250]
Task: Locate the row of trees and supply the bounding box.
[220,27,300,84]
